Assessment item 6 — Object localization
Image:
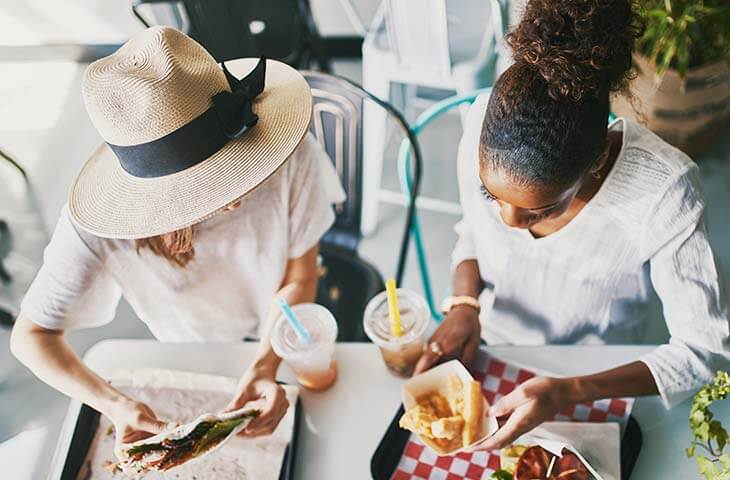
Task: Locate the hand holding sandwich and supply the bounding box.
[110,399,170,446]
[224,351,289,437]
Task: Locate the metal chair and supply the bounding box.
[302,71,423,341]
[131,0,331,71]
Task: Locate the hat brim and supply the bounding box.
[68,59,312,239]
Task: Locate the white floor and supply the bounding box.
[1,55,729,478]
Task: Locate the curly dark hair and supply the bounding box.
[508,0,642,101]
[480,0,643,189]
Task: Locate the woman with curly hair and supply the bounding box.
[415,0,730,448]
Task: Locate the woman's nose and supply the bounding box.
[499,204,531,229]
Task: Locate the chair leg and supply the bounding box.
[361,59,391,236]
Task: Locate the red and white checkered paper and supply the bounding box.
[390,351,634,480]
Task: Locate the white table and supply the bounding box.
[46,341,725,479]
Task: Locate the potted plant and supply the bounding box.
[612,0,730,156]
[687,371,730,479]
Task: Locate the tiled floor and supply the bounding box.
[1,56,729,479]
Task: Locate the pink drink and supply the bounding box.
[271,303,338,391]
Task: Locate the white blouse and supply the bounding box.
[453,94,730,408]
[21,134,343,342]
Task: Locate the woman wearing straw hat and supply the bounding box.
[414,0,729,450]
[10,27,343,443]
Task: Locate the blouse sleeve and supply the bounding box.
[19,206,122,330]
[639,166,730,408]
[287,133,338,259]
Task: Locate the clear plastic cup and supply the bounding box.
[271,303,338,391]
[363,288,430,378]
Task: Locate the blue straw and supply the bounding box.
[276,298,311,344]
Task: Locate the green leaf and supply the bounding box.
[698,455,721,479]
[698,422,712,444]
[710,420,728,451]
[687,445,697,458]
[490,471,513,480]
[637,0,730,79]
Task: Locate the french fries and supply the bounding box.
[399,374,485,449]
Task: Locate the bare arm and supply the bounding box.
[250,244,320,375]
[10,315,167,443]
[452,259,484,298]
[226,244,319,436]
[478,361,657,450]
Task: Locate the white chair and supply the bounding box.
[0,148,48,328]
[360,0,509,234]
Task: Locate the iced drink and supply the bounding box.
[364,289,429,377]
[271,303,338,391]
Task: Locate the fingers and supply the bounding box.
[488,386,527,417]
[241,386,289,437]
[134,403,169,435]
[459,334,480,369]
[413,346,441,375]
[224,392,254,413]
[476,407,534,451]
[140,417,169,434]
[414,325,460,374]
[122,429,158,444]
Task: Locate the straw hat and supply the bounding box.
[69,26,312,239]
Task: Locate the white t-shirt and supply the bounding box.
[454,94,730,408]
[21,133,343,342]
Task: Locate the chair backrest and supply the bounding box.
[384,0,506,76]
[385,0,451,75]
[132,0,316,65]
[301,71,365,253]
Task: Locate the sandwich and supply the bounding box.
[399,374,484,450]
[491,444,592,480]
[117,408,260,473]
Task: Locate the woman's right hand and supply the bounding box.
[414,305,481,374]
[109,399,169,445]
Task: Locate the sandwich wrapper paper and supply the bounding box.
[402,360,499,455]
[514,422,621,480]
[75,368,298,480]
[116,405,260,473]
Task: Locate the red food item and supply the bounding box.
[514,446,591,480]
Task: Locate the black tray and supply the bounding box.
[371,405,642,479]
[60,396,301,480]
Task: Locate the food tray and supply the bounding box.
[371,405,642,479]
[57,389,301,480]
[372,351,642,479]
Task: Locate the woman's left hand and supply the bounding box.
[224,367,290,437]
[477,376,577,450]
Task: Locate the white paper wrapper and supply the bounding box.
[75,368,298,480]
[510,422,621,480]
[116,407,260,473]
[402,360,499,455]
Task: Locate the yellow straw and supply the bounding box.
[386,279,403,337]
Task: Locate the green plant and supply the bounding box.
[636,0,730,78]
[687,371,730,480]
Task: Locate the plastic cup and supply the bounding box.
[271,303,338,391]
[363,288,430,377]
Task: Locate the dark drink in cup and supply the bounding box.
[364,289,429,377]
